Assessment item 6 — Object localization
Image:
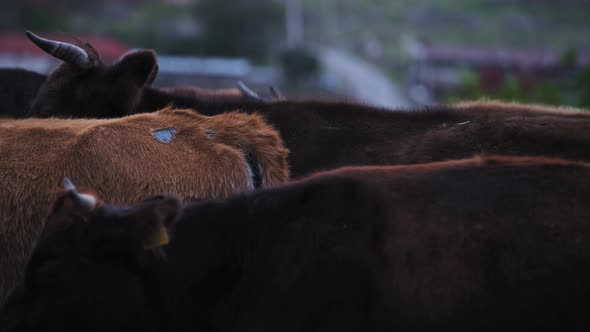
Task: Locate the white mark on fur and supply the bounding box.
[152,128,177,143]
[244,159,255,191]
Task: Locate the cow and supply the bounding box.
[24,31,590,178]
[0,68,46,118]
[0,106,289,303]
[3,155,590,332]
[0,33,272,118]
[0,69,272,118]
[24,31,274,119]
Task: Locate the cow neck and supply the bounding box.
[126,254,171,331]
[162,202,249,331]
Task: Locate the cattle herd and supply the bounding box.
[0,30,589,331]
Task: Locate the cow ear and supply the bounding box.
[129,196,181,250]
[146,62,159,85]
[114,50,158,87]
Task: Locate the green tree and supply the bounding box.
[194,0,283,63]
[448,66,590,109]
[575,65,590,108]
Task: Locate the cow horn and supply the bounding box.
[75,192,98,211]
[63,177,76,191]
[237,80,262,101]
[63,177,97,211]
[25,30,91,68]
[269,85,284,99]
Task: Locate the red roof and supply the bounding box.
[0,31,129,62]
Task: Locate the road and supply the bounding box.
[317,47,411,109]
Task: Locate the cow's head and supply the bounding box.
[26,31,158,118]
[0,179,179,332]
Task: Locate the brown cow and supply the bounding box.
[23,32,590,178]
[0,106,288,302]
[2,155,590,331]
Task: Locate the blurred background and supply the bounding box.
[1,0,589,109]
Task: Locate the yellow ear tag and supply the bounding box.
[142,226,170,250]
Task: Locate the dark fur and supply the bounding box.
[26,43,590,178]
[0,68,47,118]
[27,43,267,119]
[4,156,590,331]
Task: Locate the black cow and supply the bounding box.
[3,155,590,332]
[24,30,272,119]
[0,68,46,118]
[23,31,590,179]
[0,32,269,119]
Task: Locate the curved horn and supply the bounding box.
[73,191,98,211]
[269,86,284,99]
[63,177,76,191]
[237,80,262,101]
[25,30,91,68]
[63,177,97,211]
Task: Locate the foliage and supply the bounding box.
[280,47,320,80]
[575,65,590,108]
[448,64,590,109]
[193,0,283,63]
[12,7,71,32]
[560,48,578,68]
[105,2,185,51]
[301,0,590,50]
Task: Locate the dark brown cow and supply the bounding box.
[24,32,590,178]
[0,107,289,303]
[0,68,46,118]
[3,156,590,332]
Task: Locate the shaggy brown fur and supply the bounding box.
[313,154,590,177]
[453,99,590,115]
[0,107,288,302]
